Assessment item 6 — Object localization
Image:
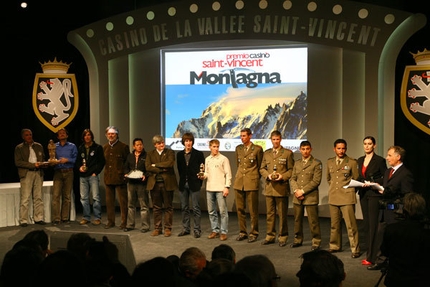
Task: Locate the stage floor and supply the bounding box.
[0,209,382,287]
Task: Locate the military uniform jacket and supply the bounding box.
[14,141,46,178]
[326,155,359,205]
[103,140,130,185]
[145,148,178,191]
[233,143,263,191]
[290,156,322,205]
[260,147,294,197]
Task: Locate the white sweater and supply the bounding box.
[204,153,232,192]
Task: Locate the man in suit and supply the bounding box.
[259,130,294,247]
[326,139,360,258]
[103,126,130,229]
[289,140,323,250]
[176,132,205,238]
[233,128,264,243]
[367,145,414,270]
[146,135,178,237]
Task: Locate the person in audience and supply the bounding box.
[14,128,48,227]
[145,134,178,237]
[176,132,205,238]
[131,256,176,287]
[66,232,95,263]
[379,192,430,287]
[233,254,279,287]
[233,128,263,243]
[199,139,232,241]
[367,145,414,271]
[124,137,150,233]
[23,229,52,257]
[51,127,78,225]
[0,238,45,286]
[355,136,387,266]
[103,126,130,230]
[76,128,105,226]
[259,130,294,247]
[326,139,360,258]
[290,140,323,251]
[177,247,207,287]
[211,243,236,263]
[296,249,346,287]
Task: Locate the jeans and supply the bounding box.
[179,182,201,232]
[207,191,228,234]
[79,175,101,221]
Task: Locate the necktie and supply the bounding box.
[337,159,340,166]
[389,168,394,179]
[273,150,277,156]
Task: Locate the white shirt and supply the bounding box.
[204,153,232,192]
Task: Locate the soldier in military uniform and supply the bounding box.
[326,139,360,258]
[289,140,323,250]
[259,130,294,247]
[233,128,264,243]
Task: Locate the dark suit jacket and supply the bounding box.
[145,148,178,191]
[176,147,205,192]
[356,153,387,198]
[382,164,414,200]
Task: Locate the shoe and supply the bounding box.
[328,249,341,253]
[178,231,190,237]
[261,240,275,245]
[279,241,287,247]
[367,263,383,271]
[164,229,172,237]
[207,232,219,239]
[20,223,28,227]
[79,219,89,225]
[104,223,115,229]
[123,227,134,232]
[248,236,257,243]
[52,221,60,226]
[193,231,201,238]
[62,220,70,224]
[220,234,227,241]
[92,219,101,225]
[236,234,248,241]
[34,221,46,225]
[141,229,149,233]
[151,230,161,236]
[351,252,362,258]
[311,246,321,251]
[290,243,303,248]
[362,259,373,266]
[119,226,126,230]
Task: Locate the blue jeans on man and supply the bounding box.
[206,191,228,235]
[79,175,101,221]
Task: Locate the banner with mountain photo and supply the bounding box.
[162,46,308,152]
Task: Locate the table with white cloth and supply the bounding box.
[0,181,76,227]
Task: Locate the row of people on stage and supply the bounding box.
[14,127,419,266]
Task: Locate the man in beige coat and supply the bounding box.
[327,138,360,258]
[290,140,322,250]
[259,130,294,247]
[233,128,263,243]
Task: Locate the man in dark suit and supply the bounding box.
[146,135,178,237]
[367,145,414,270]
[176,132,205,238]
[233,128,263,243]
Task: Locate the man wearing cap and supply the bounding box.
[103,126,130,229]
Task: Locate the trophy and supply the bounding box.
[272,164,279,180]
[81,159,88,172]
[47,139,58,164]
[198,163,205,178]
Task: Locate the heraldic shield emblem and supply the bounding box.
[400,49,430,135]
[32,58,79,133]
